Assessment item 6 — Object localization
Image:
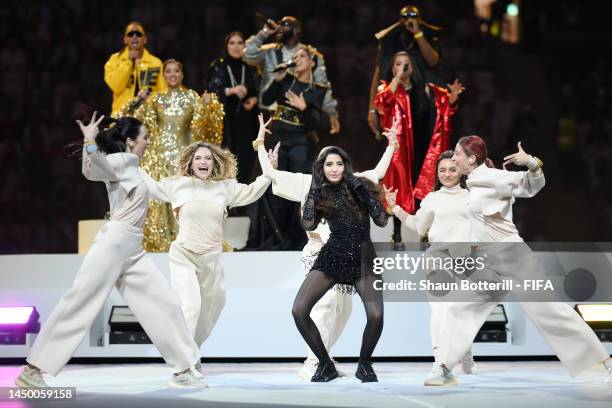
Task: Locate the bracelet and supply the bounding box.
[390,141,400,150]
[386,204,395,215]
[413,31,424,39]
[527,156,543,170]
[252,138,265,151]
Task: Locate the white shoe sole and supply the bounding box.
[424,377,459,386]
[168,380,209,389]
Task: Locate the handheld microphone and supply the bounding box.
[256,13,279,29]
[272,61,296,73]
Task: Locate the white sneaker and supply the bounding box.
[298,359,318,381]
[331,359,346,377]
[193,362,205,377]
[15,365,48,388]
[460,350,477,374]
[605,363,612,385]
[169,369,208,389]
[424,363,458,386]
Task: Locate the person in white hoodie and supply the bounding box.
[260,118,398,380]
[384,150,476,381]
[142,114,274,375]
[16,112,206,389]
[425,135,612,386]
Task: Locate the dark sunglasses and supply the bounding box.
[400,11,419,19]
[126,31,144,38]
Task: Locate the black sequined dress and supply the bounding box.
[302,181,389,290]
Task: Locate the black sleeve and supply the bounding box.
[206,59,228,104]
[262,76,285,106]
[301,190,322,231]
[245,64,260,99]
[299,88,324,130]
[354,183,389,227]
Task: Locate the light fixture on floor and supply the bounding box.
[108,306,151,344]
[0,306,40,345]
[574,304,612,342]
[475,304,508,342]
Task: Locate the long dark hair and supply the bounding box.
[307,146,381,220]
[224,31,246,55]
[387,51,429,121]
[433,150,467,191]
[95,116,143,154]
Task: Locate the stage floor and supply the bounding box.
[0,362,610,407]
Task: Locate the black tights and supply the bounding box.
[291,270,384,363]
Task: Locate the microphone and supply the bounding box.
[272,61,296,72]
[256,13,279,30]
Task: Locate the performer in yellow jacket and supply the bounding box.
[116,59,224,252]
[105,22,167,115]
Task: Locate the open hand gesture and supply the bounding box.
[256,113,273,141]
[267,142,280,169]
[382,116,400,148]
[503,142,532,169]
[285,90,306,111]
[76,111,105,143]
[448,79,465,105]
[383,184,398,208]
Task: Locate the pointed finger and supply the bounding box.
[265,117,273,127]
[95,114,105,126]
[517,141,524,152]
[503,153,517,161]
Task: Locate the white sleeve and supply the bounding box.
[81,149,118,182]
[140,172,172,203]
[227,176,271,208]
[414,195,435,236]
[271,171,312,204]
[494,168,545,198]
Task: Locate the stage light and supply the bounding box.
[474,304,508,342]
[506,4,519,17]
[0,306,40,345]
[108,306,151,344]
[575,304,612,341]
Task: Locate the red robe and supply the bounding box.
[374,82,457,214]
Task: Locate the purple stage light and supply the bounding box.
[0,306,40,345]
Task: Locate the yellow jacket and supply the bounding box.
[104,48,167,114]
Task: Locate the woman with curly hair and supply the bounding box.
[117,58,225,252]
[292,146,389,383]
[143,114,274,374]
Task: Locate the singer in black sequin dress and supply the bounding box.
[292,146,388,383]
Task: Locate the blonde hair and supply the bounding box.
[178,142,238,180]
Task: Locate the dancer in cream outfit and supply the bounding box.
[385,150,476,379]
[16,113,205,389]
[143,114,274,372]
[426,136,612,386]
[260,118,398,379]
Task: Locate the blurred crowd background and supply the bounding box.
[0,0,610,253]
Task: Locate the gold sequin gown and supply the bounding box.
[117,87,224,251]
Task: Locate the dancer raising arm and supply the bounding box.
[289,145,389,383]
[427,137,612,386]
[258,118,399,380]
[16,112,206,389]
[384,150,476,384]
[141,114,274,375]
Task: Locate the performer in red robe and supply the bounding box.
[374,51,463,242]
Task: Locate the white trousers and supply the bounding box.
[302,251,353,363]
[27,221,201,376]
[438,242,609,376]
[169,242,226,350]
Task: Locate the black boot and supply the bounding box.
[311,360,338,382]
[355,359,378,383]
